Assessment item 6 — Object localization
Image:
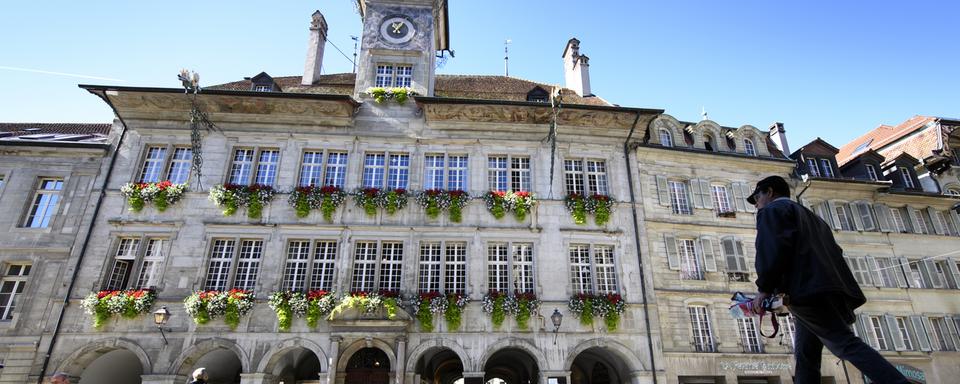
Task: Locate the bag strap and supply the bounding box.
[758,310,780,338]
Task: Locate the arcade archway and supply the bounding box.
[78,349,144,384]
[484,348,539,384]
[570,347,630,384]
[415,347,465,384]
[345,347,391,384]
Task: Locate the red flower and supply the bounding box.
[157,180,173,190]
[493,191,506,198]
[425,189,443,196]
[379,290,400,298]
[296,186,316,194]
[363,188,380,197]
[393,188,407,195]
[515,191,530,198]
[592,194,609,201]
[320,185,341,194]
[307,290,329,300]
[449,190,466,197]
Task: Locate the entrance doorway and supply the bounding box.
[345,347,390,384]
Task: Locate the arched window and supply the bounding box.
[659,129,673,147]
[744,139,756,156]
[703,134,715,152]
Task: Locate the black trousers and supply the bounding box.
[789,296,908,384]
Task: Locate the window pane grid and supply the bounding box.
[689,306,715,352]
[679,239,703,280]
[310,241,338,291]
[387,154,410,189]
[135,239,166,289]
[283,241,311,291]
[586,160,608,195]
[324,152,347,187]
[395,65,413,87]
[379,242,404,292]
[445,243,467,294]
[738,317,763,353]
[512,243,534,293]
[488,156,508,191]
[300,151,325,187]
[0,264,30,321]
[564,160,584,195]
[233,240,262,291]
[352,242,378,292]
[375,64,394,87]
[25,178,63,228]
[139,146,167,182]
[487,244,509,292]
[362,153,386,188]
[669,181,692,215]
[711,185,731,213]
[593,246,617,294]
[254,150,279,186]
[167,148,193,184]
[569,244,592,294]
[419,243,442,293]
[205,239,235,291]
[229,149,255,184]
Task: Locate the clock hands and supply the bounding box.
[391,22,404,34]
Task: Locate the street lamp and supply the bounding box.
[153,306,171,345]
[551,309,563,345]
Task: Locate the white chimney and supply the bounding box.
[768,122,791,157]
[562,38,591,97]
[302,10,328,86]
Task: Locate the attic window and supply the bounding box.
[703,134,715,152]
[852,139,873,155]
[252,84,272,92]
[526,87,549,103]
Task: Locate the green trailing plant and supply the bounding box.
[482,291,513,329]
[414,291,444,332]
[267,291,308,332]
[365,87,417,104]
[569,293,594,326]
[288,185,346,221]
[382,188,409,215]
[80,289,156,328]
[445,293,468,330]
[328,291,400,320]
[589,194,614,226]
[354,188,381,216]
[568,293,626,331]
[513,292,540,330]
[564,193,588,225]
[120,180,187,213]
[483,191,508,219]
[447,190,470,223]
[305,290,337,328]
[183,289,255,330]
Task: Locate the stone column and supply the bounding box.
[239,373,274,384]
[327,336,342,384]
[140,375,188,384]
[395,336,407,384]
[462,371,485,384]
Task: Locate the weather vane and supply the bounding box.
[177,69,217,188]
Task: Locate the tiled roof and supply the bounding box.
[0,123,111,136]
[208,73,612,106]
[837,115,937,165]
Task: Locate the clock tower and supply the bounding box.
[355,0,450,98]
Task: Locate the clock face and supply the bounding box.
[380,16,416,45]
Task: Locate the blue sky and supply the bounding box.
[2,1,958,150]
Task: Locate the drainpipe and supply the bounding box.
[623,112,658,383]
[37,88,130,383]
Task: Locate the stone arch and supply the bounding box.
[648,115,683,147]
[171,337,250,376]
[404,337,473,372]
[693,120,723,151]
[336,338,398,374]
[735,125,769,156]
[55,338,152,378]
[478,337,548,372]
[256,337,329,373]
[563,338,647,372]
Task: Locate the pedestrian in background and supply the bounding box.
[50,373,70,384]
[189,367,209,384]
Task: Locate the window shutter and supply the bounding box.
[656,175,670,206]
[701,180,714,209]
[741,183,756,213]
[859,314,879,349]
[732,182,746,212]
[700,236,717,272]
[906,206,923,234]
[722,237,738,272]
[927,207,946,235]
[850,204,865,231]
[923,260,945,288]
[825,201,842,229]
[910,315,933,351]
[664,234,680,270]
[858,202,877,231]
[951,210,960,235]
[865,256,882,287]
[891,257,908,288]
[690,179,704,209]
[924,317,940,351]
[734,240,749,272]
[886,315,907,351]
[874,203,893,232]
[946,316,960,350]
[947,258,960,290]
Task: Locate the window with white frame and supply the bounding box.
[711,184,732,214]
[744,139,756,156]
[1,264,31,321]
[908,263,926,289]
[865,164,879,181]
[678,238,704,280]
[820,159,834,178]
[915,209,932,235]
[806,159,820,177]
[855,202,877,231]
[204,239,263,291]
[930,317,956,351]
[488,156,531,192]
[782,314,797,348]
[895,316,914,350]
[738,317,763,353]
[299,150,347,187]
[253,84,272,92]
[375,64,413,87]
[105,237,168,290]
[568,244,617,294]
[351,241,404,292]
[869,315,890,350]
[563,159,608,196]
[23,178,64,228]
[688,306,715,352]
[228,148,280,186]
[669,180,692,215]
[900,167,915,188]
[138,145,193,184]
[362,153,409,189]
[282,240,338,292]
[659,129,673,147]
[424,154,468,190]
[834,203,856,231]
[487,242,534,294]
[418,242,467,294]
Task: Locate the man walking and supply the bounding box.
[747,175,907,384]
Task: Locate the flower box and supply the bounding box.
[183,289,255,330]
[481,291,540,330]
[288,185,346,221]
[483,190,536,221]
[120,181,186,212]
[208,184,276,219]
[80,289,156,328]
[568,293,626,331]
[365,87,417,104]
[416,189,470,222]
[564,193,615,226]
[327,290,400,320]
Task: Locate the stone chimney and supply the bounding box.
[301,10,328,86]
[768,122,791,157]
[562,38,591,96]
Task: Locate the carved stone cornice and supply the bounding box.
[418,98,655,130]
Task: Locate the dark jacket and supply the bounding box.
[755,198,866,309]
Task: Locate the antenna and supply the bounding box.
[350,36,359,74]
[701,107,708,121]
[504,39,511,77]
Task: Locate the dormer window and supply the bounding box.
[526,87,549,103]
[744,139,756,156]
[806,159,820,177]
[659,129,673,147]
[683,130,694,146]
[819,159,834,178]
[865,164,878,181]
[900,166,915,188]
[253,84,272,92]
[703,134,715,152]
[375,64,413,87]
[248,72,278,93]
